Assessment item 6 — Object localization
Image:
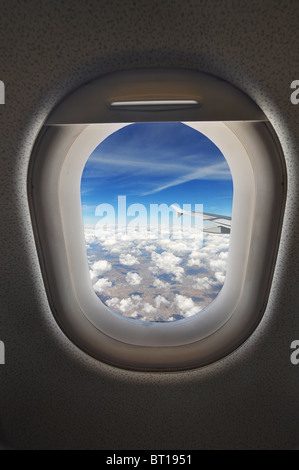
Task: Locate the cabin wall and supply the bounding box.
[0,0,298,449]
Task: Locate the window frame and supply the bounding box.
[28,69,286,370]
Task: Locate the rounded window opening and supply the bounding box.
[81,122,233,323]
[28,68,286,370]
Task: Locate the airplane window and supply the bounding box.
[81,122,233,322]
[28,69,285,370]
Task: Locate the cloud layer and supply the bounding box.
[85,224,230,322]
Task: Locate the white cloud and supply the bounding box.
[158,238,190,254]
[130,247,142,256]
[144,244,157,252]
[187,250,209,267]
[119,253,140,266]
[91,259,112,276]
[106,297,119,308]
[173,294,201,317]
[142,303,156,314]
[107,295,144,314]
[187,235,229,277]
[101,237,118,248]
[154,295,169,308]
[209,258,227,272]
[174,294,194,311]
[109,246,123,254]
[153,278,170,289]
[131,294,142,304]
[126,272,142,285]
[88,232,230,321]
[105,294,145,316]
[89,269,97,284]
[142,161,231,195]
[215,271,226,284]
[119,298,134,312]
[192,276,214,290]
[149,266,159,275]
[93,278,112,293]
[151,251,184,281]
[84,230,98,246]
[202,234,230,255]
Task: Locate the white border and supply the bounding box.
[59,122,254,347]
[29,120,284,369]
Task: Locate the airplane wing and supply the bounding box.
[171,204,231,234]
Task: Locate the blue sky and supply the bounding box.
[81,122,233,225]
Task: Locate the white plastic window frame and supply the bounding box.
[28,69,286,371]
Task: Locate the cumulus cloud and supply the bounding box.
[94,278,112,293]
[91,259,112,276]
[215,271,226,284]
[158,238,193,254]
[187,250,209,267]
[106,295,143,314]
[87,231,230,321]
[101,237,118,248]
[192,276,215,290]
[106,297,119,308]
[130,247,142,256]
[89,270,97,284]
[173,294,201,317]
[126,272,142,285]
[144,244,157,252]
[84,229,98,247]
[209,251,228,272]
[154,295,169,309]
[153,278,170,289]
[187,235,229,289]
[142,303,156,314]
[118,298,134,312]
[119,253,140,266]
[131,294,142,304]
[151,251,184,281]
